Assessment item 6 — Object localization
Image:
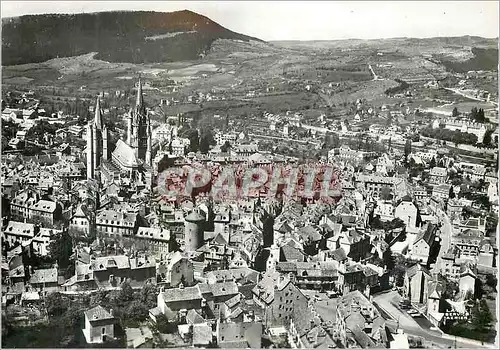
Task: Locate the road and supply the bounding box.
[247,133,321,146]
[368,64,383,81]
[300,290,339,324]
[303,289,495,348]
[433,208,453,274]
[373,291,495,348]
[444,88,498,107]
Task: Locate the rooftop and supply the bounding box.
[84,305,114,322]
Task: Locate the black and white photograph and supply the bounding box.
[1,1,499,348]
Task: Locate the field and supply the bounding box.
[319,80,399,107]
[2,36,498,130]
[439,47,499,73]
[431,101,497,114]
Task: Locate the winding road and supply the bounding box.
[368,64,383,81]
[373,291,495,348]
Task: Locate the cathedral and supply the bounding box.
[86,79,153,190]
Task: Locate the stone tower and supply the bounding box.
[184,210,205,252]
[126,78,151,163]
[86,97,104,180]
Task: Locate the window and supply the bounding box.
[102,327,106,335]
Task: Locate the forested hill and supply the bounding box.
[2,10,263,65]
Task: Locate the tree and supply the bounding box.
[404,139,412,158]
[90,289,109,307]
[199,134,210,154]
[447,186,455,199]
[477,108,485,123]
[380,186,392,201]
[473,299,493,332]
[483,129,493,146]
[169,232,180,252]
[452,107,459,118]
[220,141,231,153]
[140,283,158,309]
[45,292,69,317]
[126,301,149,324]
[155,313,177,334]
[429,156,436,168]
[383,246,395,271]
[183,129,199,152]
[48,231,73,270]
[117,281,134,304]
[440,274,459,299]
[485,274,497,291]
[26,120,59,143]
[474,278,485,300]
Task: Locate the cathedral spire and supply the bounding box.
[136,77,143,108]
[94,96,103,130]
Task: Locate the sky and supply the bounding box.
[1,1,499,41]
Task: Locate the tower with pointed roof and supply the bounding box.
[127,78,150,162]
[86,97,108,180]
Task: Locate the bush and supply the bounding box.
[155,313,178,334]
[485,274,497,291]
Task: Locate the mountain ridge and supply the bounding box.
[2,10,264,65]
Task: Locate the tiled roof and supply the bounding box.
[414,224,437,245]
[186,309,205,325]
[4,221,35,237]
[84,305,114,322]
[298,225,322,242]
[112,139,141,168]
[91,255,131,271]
[136,227,169,241]
[208,281,239,297]
[29,268,58,284]
[430,167,447,176]
[96,209,137,226]
[406,263,431,279]
[331,247,347,261]
[193,323,212,345]
[160,285,202,303]
[205,267,258,283]
[281,242,305,262]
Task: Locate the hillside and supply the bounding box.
[1,10,263,65]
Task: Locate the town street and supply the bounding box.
[373,291,495,348]
[433,208,453,274]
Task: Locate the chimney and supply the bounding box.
[109,309,114,317]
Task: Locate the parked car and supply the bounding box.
[326,291,339,298]
[399,300,411,309]
[408,309,420,316]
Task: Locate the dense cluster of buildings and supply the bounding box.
[2,78,498,349]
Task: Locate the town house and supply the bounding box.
[83,305,116,344]
[404,263,432,304]
[252,270,313,337]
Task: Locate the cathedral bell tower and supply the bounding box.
[86,97,105,180]
[126,78,150,163]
